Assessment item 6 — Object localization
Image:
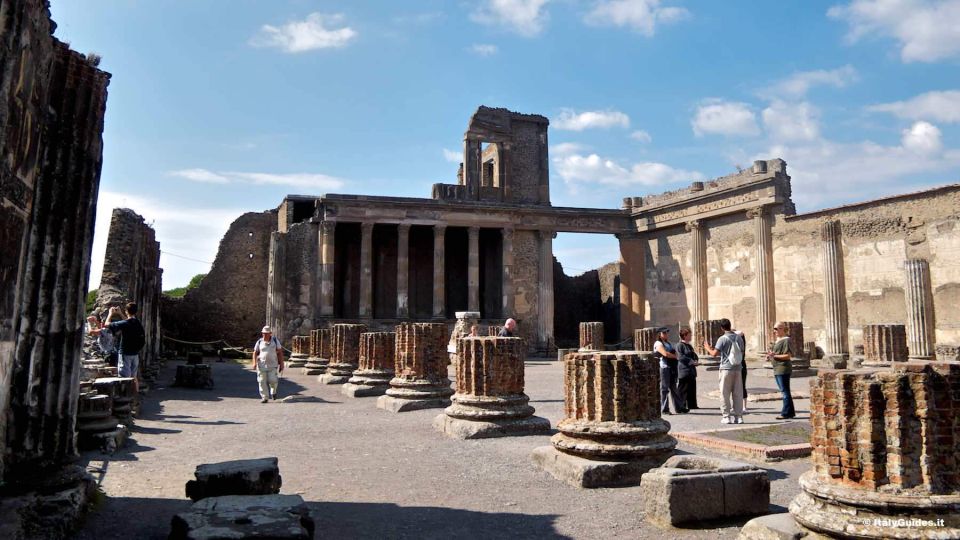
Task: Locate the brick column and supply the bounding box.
[694,319,723,368]
[396,224,410,319]
[579,322,604,351]
[502,228,514,318]
[319,323,367,384]
[749,206,775,352]
[634,327,659,352]
[537,230,556,352]
[618,232,646,342]
[319,221,335,317]
[433,225,446,318]
[358,222,374,319]
[686,220,708,322]
[468,226,480,313]
[343,332,396,397]
[904,258,935,359]
[820,220,848,361]
[862,324,908,366]
[377,323,454,412]
[303,328,329,375]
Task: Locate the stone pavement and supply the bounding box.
[76,360,813,539]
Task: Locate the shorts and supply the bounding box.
[119,354,140,378]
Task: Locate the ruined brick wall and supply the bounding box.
[276,220,317,341]
[0,7,110,482]
[510,120,548,204]
[161,211,276,348]
[553,259,605,348]
[95,208,161,383]
[510,230,540,349]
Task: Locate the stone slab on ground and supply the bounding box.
[170,494,314,540]
[530,445,667,488]
[376,394,450,413]
[738,513,823,540]
[185,457,282,501]
[673,426,811,463]
[433,414,551,439]
[640,455,769,527]
[340,383,388,398]
[317,373,350,385]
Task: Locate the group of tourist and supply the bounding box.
[656,319,796,424]
[87,302,147,393]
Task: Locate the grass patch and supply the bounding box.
[705,421,810,446]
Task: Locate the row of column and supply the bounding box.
[317,222,544,324]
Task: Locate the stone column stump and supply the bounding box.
[76,391,126,453]
[303,328,330,375]
[377,323,453,413]
[319,324,367,384]
[633,327,659,352]
[694,320,723,370]
[578,322,604,351]
[93,377,137,426]
[487,326,504,336]
[286,336,309,369]
[448,311,480,364]
[434,337,550,439]
[342,332,396,398]
[531,351,676,488]
[862,324,908,366]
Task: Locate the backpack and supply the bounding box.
[728,334,745,367]
[255,336,280,354]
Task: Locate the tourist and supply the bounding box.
[767,322,796,419]
[252,325,285,403]
[676,328,699,410]
[88,312,118,367]
[735,328,748,413]
[469,325,480,337]
[498,318,517,337]
[106,303,146,393]
[653,327,684,414]
[703,318,745,424]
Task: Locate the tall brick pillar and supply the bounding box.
[532,351,676,488]
[468,226,480,313]
[377,323,453,412]
[396,224,410,319]
[749,206,776,352]
[319,221,335,317]
[820,220,848,363]
[537,230,556,353]
[319,324,367,384]
[435,336,550,438]
[904,258,935,359]
[686,220,708,323]
[788,363,960,538]
[343,332,396,398]
[617,232,646,342]
[432,225,446,318]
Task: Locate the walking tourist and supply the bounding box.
[654,327,684,414]
[252,325,285,403]
[703,319,745,424]
[106,303,146,393]
[498,318,517,337]
[676,328,699,410]
[767,322,796,419]
[736,328,748,413]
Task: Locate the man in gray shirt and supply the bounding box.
[703,318,745,424]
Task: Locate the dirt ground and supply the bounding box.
[75,359,813,539]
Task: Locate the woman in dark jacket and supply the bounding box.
[677,328,699,411]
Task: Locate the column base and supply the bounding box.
[376,394,451,413]
[318,373,350,385]
[433,414,551,440]
[301,367,326,376]
[0,465,96,539]
[530,446,668,488]
[739,513,818,540]
[340,383,388,398]
[811,354,847,370]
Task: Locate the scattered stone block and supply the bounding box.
[170,494,314,540]
[185,457,282,501]
[174,364,215,389]
[640,455,769,527]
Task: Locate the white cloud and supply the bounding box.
[90,191,248,290]
[584,0,690,36]
[250,13,357,53]
[554,152,703,187]
[868,90,960,123]
[553,108,630,131]
[901,121,942,154]
[550,142,589,156]
[691,100,759,137]
[828,0,960,63]
[442,148,462,163]
[630,130,652,143]
[762,101,821,142]
[471,0,550,37]
[470,43,499,56]
[765,65,858,98]
[169,169,346,190]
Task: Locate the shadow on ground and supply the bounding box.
[150,361,310,404]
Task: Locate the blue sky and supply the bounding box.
[50,1,960,288]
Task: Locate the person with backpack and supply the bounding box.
[105,303,146,393]
[252,325,285,403]
[703,318,745,424]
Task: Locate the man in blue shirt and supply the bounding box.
[107,302,146,392]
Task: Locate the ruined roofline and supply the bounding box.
[315,193,625,216]
[785,182,960,221]
[472,105,549,125]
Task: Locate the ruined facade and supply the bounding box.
[95,208,161,386]
[0,0,110,493]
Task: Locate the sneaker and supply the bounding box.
[260,398,268,403]
[776,414,795,420]
[721,417,732,424]
[662,410,673,415]
[271,392,277,400]
[734,416,744,424]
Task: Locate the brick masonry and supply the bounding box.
[578,322,603,351]
[862,324,908,364]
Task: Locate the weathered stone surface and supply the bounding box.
[435,337,550,439]
[0,466,97,540]
[640,455,769,527]
[789,363,960,539]
[448,311,480,354]
[302,328,329,374]
[578,322,603,351]
[93,377,137,425]
[377,323,453,412]
[633,327,658,352]
[738,513,814,540]
[170,494,314,540]
[286,336,309,369]
[174,364,215,389]
[319,324,366,384]
[861,324,908,365]
[533,351,675,488]
[185,457,282,501]
[343,332,395,398]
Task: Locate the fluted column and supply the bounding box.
[502,228,514,318]
[904,258,935,359]
[468,226,480,312]
[358,222,374,319]
[820,221,848,356]
[537,230,556,352]
[433,225,446,318]
[319,221,335,317]
[749,206,775,351]
[396,224,410,318]
[686,220,708,322]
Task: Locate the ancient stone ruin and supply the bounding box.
[341,331,396,398]
[377,322,453,413]
[862,324,908,366]
[435,336,549,439]
[633,327,658,352]
[287,335,309,369]
[694,319,723,369]
[303,328,331,375]
[578,321,603,351]
[319,323,366,385]
[532,351,676,488]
